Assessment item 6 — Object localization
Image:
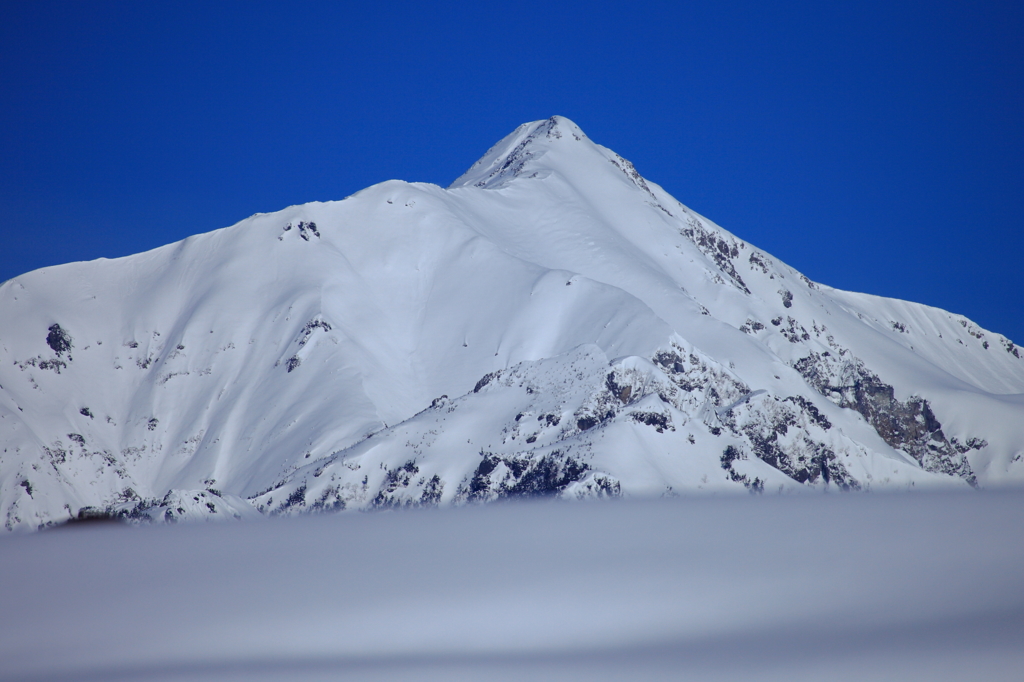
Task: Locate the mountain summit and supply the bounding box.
[449,115,594,188]
[1,117,1022,530]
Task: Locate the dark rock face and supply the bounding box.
[651,344,858,489]
[719,446,764,493]
[67,488,236,526]
[680,217,750,294]
[462,451,603,502]
[283,221,320,241]
[419,475,444,505]
[783,396,831,430]
[748,252,772,274]
[46,324,72,357]
[739,319,765,334]
[630,411,672,433]
[474,371,500,393]
[605,372,633,404]
[793,351,981,484]
[740,406,857,490]
[776,316,810,343]
[372,460,421,508]
[608,153,661,204]
[297,318,331,345]
[13,356,66,374]
[652,348,746,398]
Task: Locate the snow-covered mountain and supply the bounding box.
[2,116,1022,531]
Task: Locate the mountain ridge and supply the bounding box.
[1,116,1021,530]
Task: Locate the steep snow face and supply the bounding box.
[1,116,1022,530]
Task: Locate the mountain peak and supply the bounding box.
[448,116,590,189]
[448,117,663,206]
[3,116,1024,532]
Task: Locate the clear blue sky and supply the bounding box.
[2,1,1021,342]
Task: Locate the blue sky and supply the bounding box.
[2,1,1021,342]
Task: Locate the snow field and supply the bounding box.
[1,490,1022,680]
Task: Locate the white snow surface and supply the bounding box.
[2,491,1023,681]
[1,116,1023,530]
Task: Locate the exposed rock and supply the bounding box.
[680,217,750,294]
[460,450,596,502]
[46,324,72,357]
[793,351,979,484]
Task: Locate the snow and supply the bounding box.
[1,490,1022,680]
[1,115,1023,530]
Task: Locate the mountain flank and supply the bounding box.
[2,116,1022,531]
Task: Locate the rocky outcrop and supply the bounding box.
[793,350,981,484]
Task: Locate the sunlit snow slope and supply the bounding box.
[1,116,1022,530]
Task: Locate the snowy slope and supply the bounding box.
[1,116,1022,530]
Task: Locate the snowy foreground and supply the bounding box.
[3,490,1023,681]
